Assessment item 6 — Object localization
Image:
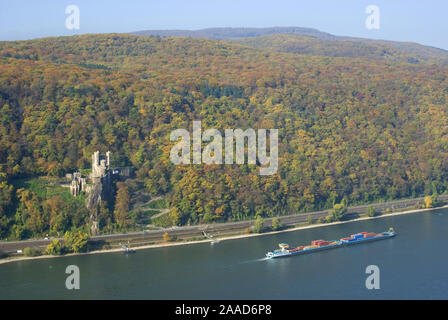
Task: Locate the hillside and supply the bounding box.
[230,34,448,65]
[133,27,448,65]
[132,26,337,40]
[1,33,448,239]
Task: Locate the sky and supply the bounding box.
[0,0,447,50]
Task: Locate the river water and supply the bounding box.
[1,208,447,299]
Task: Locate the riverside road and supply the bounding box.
[1,195,447,253]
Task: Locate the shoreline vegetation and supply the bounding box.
[1,204,446,265]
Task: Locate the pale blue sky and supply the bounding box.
[0,0,447,50]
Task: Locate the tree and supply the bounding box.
[64,230,89,253]
[253,216,264,233]
[114,182,131,229]
[424,196,433,208]
[43,196,70,235]
[326,202,347,222]
[431,193,439,207]
[163,232,172,242]
[271,217,282,231]
[0,173,14,222]
[15,188,47,237]
[366,206,376,217]
[45,239,64,255]
[307,215,313,225]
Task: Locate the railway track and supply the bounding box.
[1,194,447,253]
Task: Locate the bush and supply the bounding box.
[145,199,168,209]
[317,217,326,224]
[23,247,42,257]
[151,214,172,228]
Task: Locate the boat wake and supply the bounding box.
[239,257,269,265]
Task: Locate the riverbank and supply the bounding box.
[1,204,446,266]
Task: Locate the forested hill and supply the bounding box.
[132,27,448,65]
[132,26,337,40]
[230,34,448,65]
[1,33,448,239]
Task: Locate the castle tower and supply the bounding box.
[91,150,110,179]
[87,150,113,211]
[106,151,111,168]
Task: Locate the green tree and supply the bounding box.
[431,193,439,207]
[271,217,282,231]
[45,239,64,255]
[64,230,89,253]
[253,216,265,233]
[307,215,313,225]
[326,202,347,222]
[0,173,14,239]
[366,206,376,217]
[114,182,131,229]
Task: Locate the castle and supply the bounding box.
[68,150,134,235]
[69,150,133,207]
[69,151,111,198]
[68,151,114,235]
[86,151,114,211]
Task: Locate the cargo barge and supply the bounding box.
[266,228,396,259]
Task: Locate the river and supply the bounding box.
[1,208,447,299]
